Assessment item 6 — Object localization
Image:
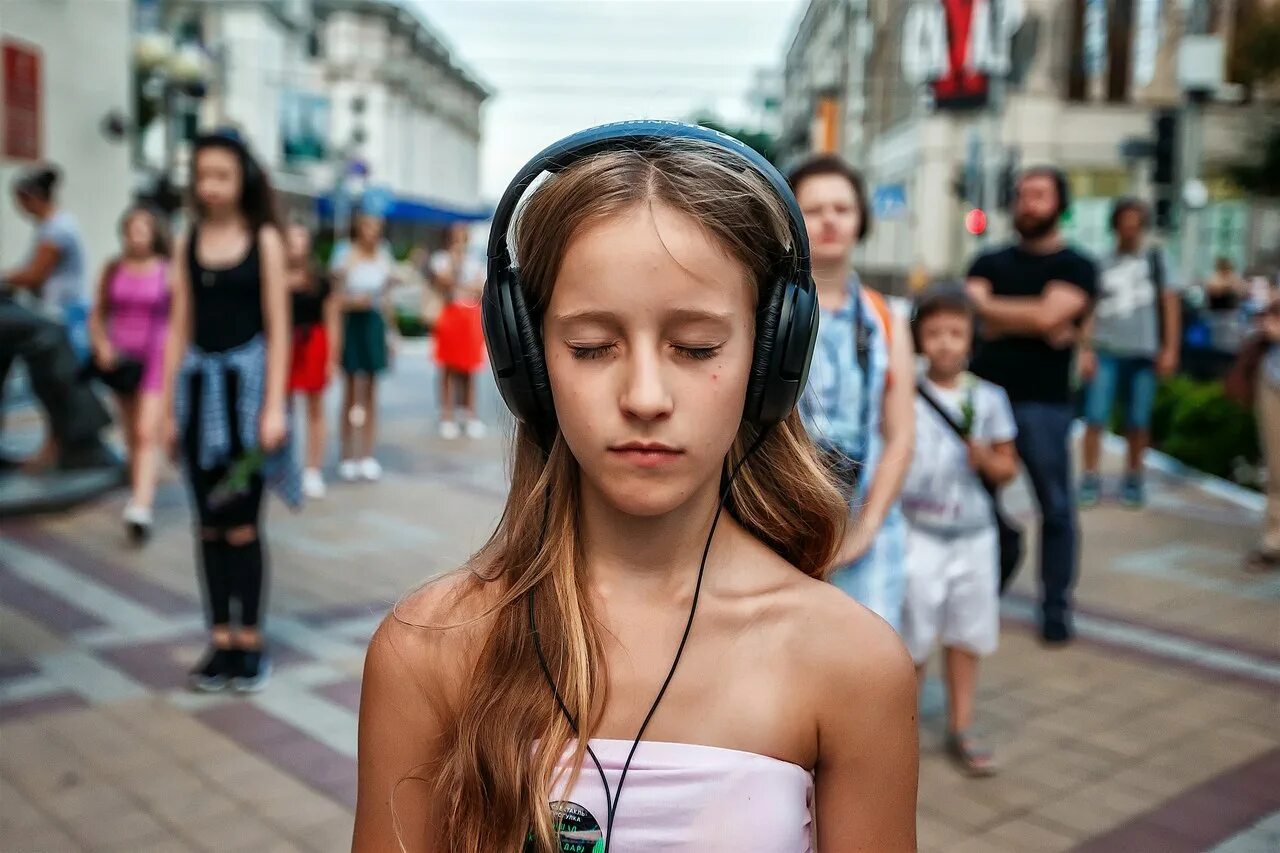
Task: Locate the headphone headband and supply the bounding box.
[486,120,811,289]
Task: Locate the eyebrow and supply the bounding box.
[551,308,735,326]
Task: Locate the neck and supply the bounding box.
[812,258,852,310]
[203,208,242,228]
[1020,230,1064,255]
[926,366,963,388]
[1117,239,1141,255]
[577,475,735,600]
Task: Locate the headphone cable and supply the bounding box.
[530,428,771,852]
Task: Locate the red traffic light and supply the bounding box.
[965,207,988,235]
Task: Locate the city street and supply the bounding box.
[1,340,1276,853]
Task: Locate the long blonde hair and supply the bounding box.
[424,140,847,852]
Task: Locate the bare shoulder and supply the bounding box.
[782,574,915,703]
[364,569,499,715]
[257,224,284,255]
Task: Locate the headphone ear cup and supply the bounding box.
[744,278,787,425]
[508,279,554,432]
[746,278,817,428]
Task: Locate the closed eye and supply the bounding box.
[674,344,722,361]
[568,343,617,361]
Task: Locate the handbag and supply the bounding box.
[917,385,1025,594]
[79,356,145,394]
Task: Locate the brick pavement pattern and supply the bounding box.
[2,342,1277,852]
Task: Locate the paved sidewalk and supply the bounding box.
[2,341,1277,852]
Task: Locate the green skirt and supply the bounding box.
[341,310,387,375]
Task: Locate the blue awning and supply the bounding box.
[316,192,491,225]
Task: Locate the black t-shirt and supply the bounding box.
[968,245,1098,404]
[291,268,331,329]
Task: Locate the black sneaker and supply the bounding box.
[232,648,272,693]
[1040,620,1075,646]
[189,646,238,692]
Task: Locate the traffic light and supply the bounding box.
[1153,110,1178,187]
[964,208,988,235]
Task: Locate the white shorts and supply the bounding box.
[902,524,1000,663]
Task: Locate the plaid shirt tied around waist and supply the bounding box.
[173,334,302,509]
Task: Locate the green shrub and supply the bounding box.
[395,309,427,338]
[1154,378,1259,485]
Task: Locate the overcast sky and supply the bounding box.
[409,0,806,200]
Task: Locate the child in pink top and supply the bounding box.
[88,205,171,543]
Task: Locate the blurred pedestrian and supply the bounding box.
[164,128,297,692]
[902,284,1018,777]
[966,166,1097,644]
[429,223,487,439]
[1078,197,1182,508]
[3,166,89,357]
[285,224,339,499]
[787,154,915,631]
[1235,296,1280,572]
[1205,256,1246,312]
[331,212,398,482]
[3,166,91,470]
[86,205,171,543]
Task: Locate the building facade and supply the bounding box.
[1,0,134,277]
[142,0,488,230]
[781,0,1280,290]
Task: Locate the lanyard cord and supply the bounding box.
[529,429,770,852]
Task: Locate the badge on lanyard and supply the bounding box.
[524,801,604,853]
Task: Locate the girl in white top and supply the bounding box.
[353,131,918,852]
[330,212,399,482]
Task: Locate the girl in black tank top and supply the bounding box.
[187,227,265,352]
[162,129,293,694]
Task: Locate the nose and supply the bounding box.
[619,342,673,423]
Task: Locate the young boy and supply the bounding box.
[901,283,1019,777]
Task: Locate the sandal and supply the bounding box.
[946,730,997,778]
[1244,549,1280,574]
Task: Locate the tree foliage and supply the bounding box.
[691,114,780,166]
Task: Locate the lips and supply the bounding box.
[608,442,684,468]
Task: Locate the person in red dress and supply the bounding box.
[285,224,338,498]
[428,224,487,439]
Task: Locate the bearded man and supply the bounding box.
[965,166,1098,646]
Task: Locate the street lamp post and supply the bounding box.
[133,31,210,212]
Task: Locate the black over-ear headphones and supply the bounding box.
[482,120,820,450]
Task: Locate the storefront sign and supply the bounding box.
[902,0,1025,109]
[2,39,42,161]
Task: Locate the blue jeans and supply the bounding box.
[1084,353,1157,431]
[1012,402,1077,631]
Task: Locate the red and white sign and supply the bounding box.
[902,0,1024,109]
[3,39,43,161]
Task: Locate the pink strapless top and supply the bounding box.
[550,739,814,852]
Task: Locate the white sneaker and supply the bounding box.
[464,419,487,439]
[359,457,382,481]
[302,468,326,499]
[338,459,360,482]
[439,421,461,440]
[122,503,153,526]
[122,503,153,544]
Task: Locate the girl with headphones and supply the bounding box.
[353,124,918,852]
[163,130,299,693]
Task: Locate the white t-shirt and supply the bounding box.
[35,210,87,311]
[430,249,485,306]
[331,240,394,303]
[900,374,1017,534]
